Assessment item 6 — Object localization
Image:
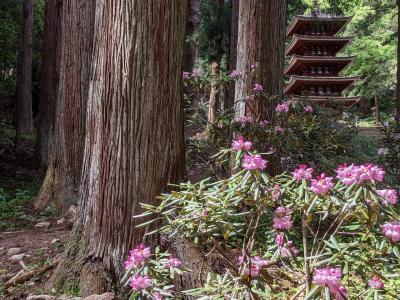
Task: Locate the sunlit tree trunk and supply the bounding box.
[15,0,34,149]
[49,1,186,295]
[234,0,287,174]
[36,0,62,169]
[396,0,400,127]
[228,0,239,110]
[34,0,95,210]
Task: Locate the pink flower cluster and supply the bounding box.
[382,221,400,242]
[228,70,241,79]
[336,164,385,186]
[183,69,202,79]
[125,244,151,269]
[310,173,334,195]
[304,105,314,113]
[164,256,182,268]
[129,275,152,290]
[313,267,348,300]
[368,276,384,289]
[275,102,290,113]
[253,83,263,92]
[376,189,398,205]
[237,255,269,277]
[274,126,285,134]
[232,136,252,151]
[292,164,314,181]
[273,207,293,230]
[235,116,254,124]
[182,71,191,79]
[242,154,267,171]
[280,241,299,257]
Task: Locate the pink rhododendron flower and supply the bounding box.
[280,241,299,257]
[242,154,267,170]
[335,164,358,186]
[253,83,263,92]
[273,207,293,230]
[252,256,269,267]
[228,70,241,79]
[310,173,334,195]
[235,116,254,124]
[304,105,314,113]
[232,136,252,151]
[376,189,398,205]
[164,256,182,268]
[259,120,269,127]
[331,285,348,300]
[368,276,384,289]
[275,233,285,246]
[313,267,342,288]
[272,184,281,200]
[275,102,290,113]
[292,164,314,181]
[336,163,385,185]
[182,71,190,79]
[129,275,152,290]
[382,221,400,242]
[244,264,260,277]
[152,292,163,300]
[124,244,151,269]
[274,126,285,134]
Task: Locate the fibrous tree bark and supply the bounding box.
[15,0,34,148]
[234,0,287,121]
[36,0,62,170]
[50,1,187,295]
[34,0,95,210]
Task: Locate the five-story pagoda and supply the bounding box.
[284,7,361,106]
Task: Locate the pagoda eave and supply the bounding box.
[284,55,356,76]
[285,35,354,56]
[289,95,361,106]
[283,75,360,95]
[286,15,352,37]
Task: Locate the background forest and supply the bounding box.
[0,0,400,300]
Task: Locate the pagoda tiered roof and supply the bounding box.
[287,14,351,37]
[284,11,360,106]
[285,35,353,56]
[284,75,359,95]
[284,55,355,76]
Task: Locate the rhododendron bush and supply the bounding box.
[124,141,400,299]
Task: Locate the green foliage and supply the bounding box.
[195,0,231,62]
[0,187,38,229]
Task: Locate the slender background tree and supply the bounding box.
[15,0,34,149]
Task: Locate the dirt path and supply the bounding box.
[0,228,70,299]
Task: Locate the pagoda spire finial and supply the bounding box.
[311,0,320,16]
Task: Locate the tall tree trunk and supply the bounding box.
[234,0,287,174]
[228,0,239,110]
[208,61,219,127]
[49,1,187,295]
[15,0,34,149]
[396,0,400,127]
[36,0,62,170]
[184,0,200,72]
[34,0,95,211]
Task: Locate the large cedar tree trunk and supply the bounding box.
[15,0,34,147]
[34,0,95,210]
[36,0,62,169]
[50,1,187,295]
[234,0,287,174]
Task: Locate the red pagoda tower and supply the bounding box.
[284,10,361,106]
